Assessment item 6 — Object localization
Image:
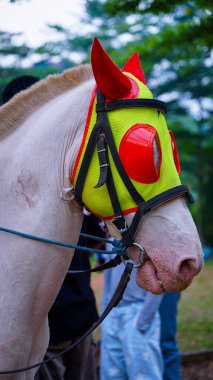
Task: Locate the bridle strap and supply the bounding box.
[68,253,125,274]
[106,164,123,217]
[75,120,102,205]
[75,90,145,213]
[95,132,109,188]
[96,90,145,206]
[96,98,167,114]
[121,185,194,247]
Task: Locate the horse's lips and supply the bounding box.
[127,242,190,293]
[125,244,161,291]
[135,258,167,294]
[136,254,197,293]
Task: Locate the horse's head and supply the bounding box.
[72,38,203,294]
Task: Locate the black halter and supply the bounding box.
[75,90,194,248]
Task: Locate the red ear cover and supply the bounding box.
[91,37,132,99]
[122,52,147,85]
[169,130,181,174]
[119,124,162,184]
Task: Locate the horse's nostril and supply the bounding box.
[179,258,198,280]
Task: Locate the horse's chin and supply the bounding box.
[135,260,164,294]
[135,258,194,294]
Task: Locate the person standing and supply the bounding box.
[159,292,181,380]
[35,213,104,380]
[100,237,164,380]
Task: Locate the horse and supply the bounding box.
[0,38,203,379]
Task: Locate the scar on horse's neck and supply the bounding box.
[9,169,40,209]
[16,172,37,209]
[0,64,93,140]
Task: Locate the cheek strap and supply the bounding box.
[121,185,194,247]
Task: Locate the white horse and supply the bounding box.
[0,39,203,379]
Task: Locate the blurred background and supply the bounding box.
[0,0,213,377]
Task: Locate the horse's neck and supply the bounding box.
[0,79,94,242]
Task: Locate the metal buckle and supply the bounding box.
[112,215,128,233]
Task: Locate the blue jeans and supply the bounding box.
[100,302,163,379]
[159,293,181,380]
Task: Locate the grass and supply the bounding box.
[177,258,213,352]
[91,258,213,353]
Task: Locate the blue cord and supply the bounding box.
[0,227,124,255]
[80,232,114,244]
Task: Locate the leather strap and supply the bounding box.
[67,254,124,274]
[75,120,102,205]
[95,132,109,188]
[122,185,194,247]
[96,98,167,114]
[96,90,145,206]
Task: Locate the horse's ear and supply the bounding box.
[122,52,147,85]
[91,37,132,99]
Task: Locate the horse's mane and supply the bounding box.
[0,64,93,139]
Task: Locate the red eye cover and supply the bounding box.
[169,130,181,174]
[119,123,162,184]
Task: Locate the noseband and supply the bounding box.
[74,89,194,249]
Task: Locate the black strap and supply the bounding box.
[75,90,145,219]
[96,90,145,206]
[94,132,109,188]
[122,185,194,247]
[0,263,133,375]
[67,254,123,274]
[96,98,167,114]
[106,164,124,218]
[75,121,102,204]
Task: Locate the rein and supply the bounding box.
[0,225,144,375]
[0,227,124,256]
[0,226,137,375]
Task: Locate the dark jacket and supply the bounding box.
[48,214,103,344]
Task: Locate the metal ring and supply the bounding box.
[157,280,166,293]
[60,187,75,201]
[132,243,147,268]
[121,242,148,268]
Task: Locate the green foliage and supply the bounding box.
[0,30,71,105]
[178,259,213,351]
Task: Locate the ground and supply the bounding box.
[181,354,213,380]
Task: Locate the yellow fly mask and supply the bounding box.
[72,38,193,247]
